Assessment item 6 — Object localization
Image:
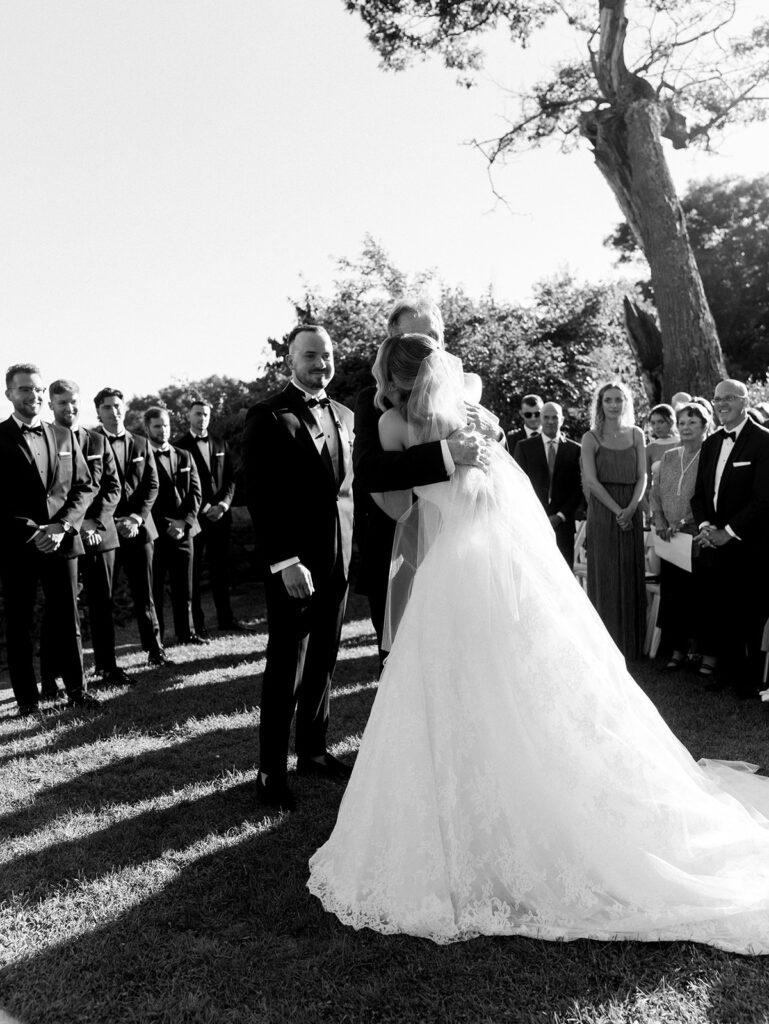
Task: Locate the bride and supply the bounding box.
[307,334,769,954]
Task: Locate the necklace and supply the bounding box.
[677,447,700,495]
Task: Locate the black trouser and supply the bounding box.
[81,547,118,672]
[259,566,348,778]
[1,549,84,709]
[191,516,234,630]
[152,533,194,642]
[115,534,162,656]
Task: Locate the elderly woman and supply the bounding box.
[581,381,647,660]
[650,401,716,676]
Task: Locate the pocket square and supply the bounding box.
[179,466,190,473]
[132,456,144,462]
[58,451,72,457]
[733,461,751,467]
[215,452,224,457]
[87,453,100,461]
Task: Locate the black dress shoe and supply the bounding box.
[101,666,134,686]
[178,633,210,646]
[296,753,353,780]
[147,650,175,668]
[17,703,41,718]
[256,774,296,812]
[67,691,101,710]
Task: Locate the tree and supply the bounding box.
[343,1,769,398]
[607,173,769,380]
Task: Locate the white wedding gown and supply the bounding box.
[307,353,769,953]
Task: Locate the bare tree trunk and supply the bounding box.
[623,295,662,406]
[581,0,727,400]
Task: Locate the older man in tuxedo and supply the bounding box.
[514,401,584,564]
[40,379,127,695]
[144,406,204,646]
[691,379,769,699]
[94,387,170,667]
[173,398,243,634]
[0,363,98,715]
[243,325,355,812]
[354,297,494,669]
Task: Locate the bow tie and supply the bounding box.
[306,396,330,409]
[722,431,736,443]
[21,423,43,435]
[155,446,170,455]
[107,433,125,442]
[194,434,209,442]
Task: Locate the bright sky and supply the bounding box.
[1,0,767,421]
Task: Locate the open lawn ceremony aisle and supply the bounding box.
[2,586,769,1024]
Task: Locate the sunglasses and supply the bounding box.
[522,411,541,419]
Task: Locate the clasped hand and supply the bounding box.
[116,517,140,539]
[32,524,65,554]
[615,506,635,531]
[447,427,491,470]
[694,526,732,549]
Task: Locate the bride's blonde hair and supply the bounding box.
[372,333,440,411]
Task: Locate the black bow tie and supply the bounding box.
[306,396,330,409]
[194,434,209,442]
[155,447,170,456]
[107,433,125,442]
[21,423,43,435]
[722,431,736,443]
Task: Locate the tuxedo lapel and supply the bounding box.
[715,421,752,506]
[9,419,34,467]
[42,422,58,490]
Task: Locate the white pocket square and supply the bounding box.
[87,453,100,461]
[132,456,144,462]
[733,461,751,467]
[215,452,224,457]
[180,466,190,473]
[58,451,71,457]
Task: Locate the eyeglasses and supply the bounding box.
[12,386,46,396]
[522,411,541,419]
[712,395,743,405]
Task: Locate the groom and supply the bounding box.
[354,298,497,667]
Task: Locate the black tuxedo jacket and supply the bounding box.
[173,430,236,512]
[353,385,449,594]
[76,426,121,551]
[95,427,159,542]
[513,434,583,522]
[0,417,93,558]
[244,383,355,581]
[152,446,202,539]
[691,418,769,554]
[506,427,541,451]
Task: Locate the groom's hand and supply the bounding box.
[465,402,502,441]
[281,562,315,599]
[447,428,489,469]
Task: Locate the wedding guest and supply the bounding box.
[691,379,769,699]
[0,363,98,715]
[243,325,355,812]
[506,394,543,450]
[41,379,128,695]
[581,381,647,660]
[173,399,245,634]
[650,402,716,677]
[93,387,171,667]
[645,403,679,478]
[514,401,583,564]
[144,407,205,646]
[353,298,488,669]
[671,391,692,410]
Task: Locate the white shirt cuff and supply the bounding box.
[129,513,143,526]
[725,524,740,540]
[217,501,230,511]
[271,556,300,574]
[440,439,455,476]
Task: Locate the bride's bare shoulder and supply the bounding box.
[378,407,409,451]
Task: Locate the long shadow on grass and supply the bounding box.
[0,784,765,1024]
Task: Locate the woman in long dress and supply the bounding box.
[308,336,769,954]
[580,382,647,659]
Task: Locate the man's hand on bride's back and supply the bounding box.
[447,428,489,469]
[465,402,504,442]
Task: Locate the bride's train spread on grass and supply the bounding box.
[309,352,769,953]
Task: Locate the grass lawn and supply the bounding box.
[2,583,769,1024]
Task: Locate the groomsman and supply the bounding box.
[243,325,355,812]
[506,394,543,450]
[0,363,98,715]
[354,297,490,668]
[41,379,127,693]
[514,402,584,564]
[93,387,170,667]
[144,407,205,646]
[173,399,243,634]
[691,379,769,698]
